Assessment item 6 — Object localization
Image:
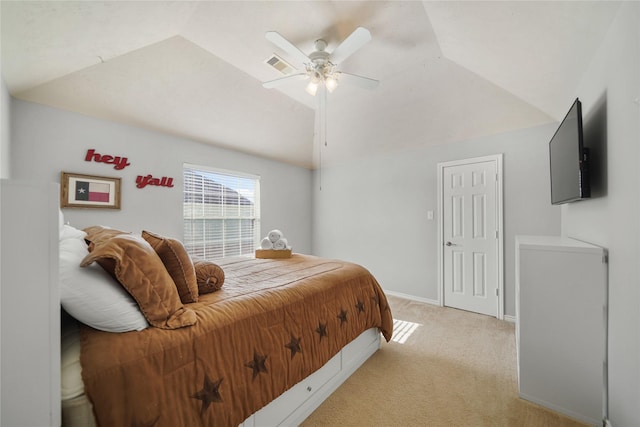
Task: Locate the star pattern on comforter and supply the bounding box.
[80,255,393,427]
[193,374,224,415]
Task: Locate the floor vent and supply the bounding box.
[264,54,297,75]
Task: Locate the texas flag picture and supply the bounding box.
[61,172,121,209]
[75,181,111,202]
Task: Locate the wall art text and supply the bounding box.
[85,149,131,170]
[136,174,174,189]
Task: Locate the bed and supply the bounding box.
[58,223,393,427]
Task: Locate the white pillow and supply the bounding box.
[59,233,149,332]
[59,210,65,239]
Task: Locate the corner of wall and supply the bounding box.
[1,75,11,179]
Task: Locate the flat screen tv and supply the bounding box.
[549,98,590,205]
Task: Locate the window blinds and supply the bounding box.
[183,165,260,260]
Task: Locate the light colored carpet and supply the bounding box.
[301,295,588,427]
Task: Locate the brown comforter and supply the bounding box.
[80,254,393,427]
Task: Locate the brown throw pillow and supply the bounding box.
[80,234,196,330]
[83,225,130,252]
[141,230,198,304]
[192,259,225,294]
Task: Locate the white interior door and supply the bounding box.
[438,155,503,317]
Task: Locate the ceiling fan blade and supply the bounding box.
[330,27,372,65]
[265,31,310,67]
[262,73,308,89]
[337,72,379,90]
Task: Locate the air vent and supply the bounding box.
[264,53,297,75]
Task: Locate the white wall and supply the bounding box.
[561,3,639,425]
[312,122,560,317]
[0,77,10,421]
[0,78,10,179]
[10,99,313,254]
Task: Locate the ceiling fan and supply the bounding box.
[262,27,379,96]
[262,27,378,181]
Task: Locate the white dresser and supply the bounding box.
[1,179,60,427]
[515,235,607,426]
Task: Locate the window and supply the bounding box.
[183,164,260,260]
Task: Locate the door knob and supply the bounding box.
[446,241,453,246]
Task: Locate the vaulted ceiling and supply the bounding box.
[0,1,621,169]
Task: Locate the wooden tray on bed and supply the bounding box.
[255,249,292,259]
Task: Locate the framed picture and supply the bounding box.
[61,172,121,209]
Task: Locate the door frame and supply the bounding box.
[437,154,504,319]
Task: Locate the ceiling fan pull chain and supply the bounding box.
[320,84,327,148]
[316,91,323,191]
[324,87,328,147]
[319,134,323,191]
[324,111,327,148]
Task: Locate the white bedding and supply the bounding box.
[61,314,98,427]
[61,316,83,401]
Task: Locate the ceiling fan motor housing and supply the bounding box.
[307,40,334,80]
[309,45,330,66]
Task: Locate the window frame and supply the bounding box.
[183,163,261,260]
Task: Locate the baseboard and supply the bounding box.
[383,290,440,306]
[519,392,601,426]
[383,290,517,322]
[504,314,516,323]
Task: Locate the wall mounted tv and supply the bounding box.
[549,98,590,205]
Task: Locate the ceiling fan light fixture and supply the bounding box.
[325,75,338,93]
[306,80,319,96]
